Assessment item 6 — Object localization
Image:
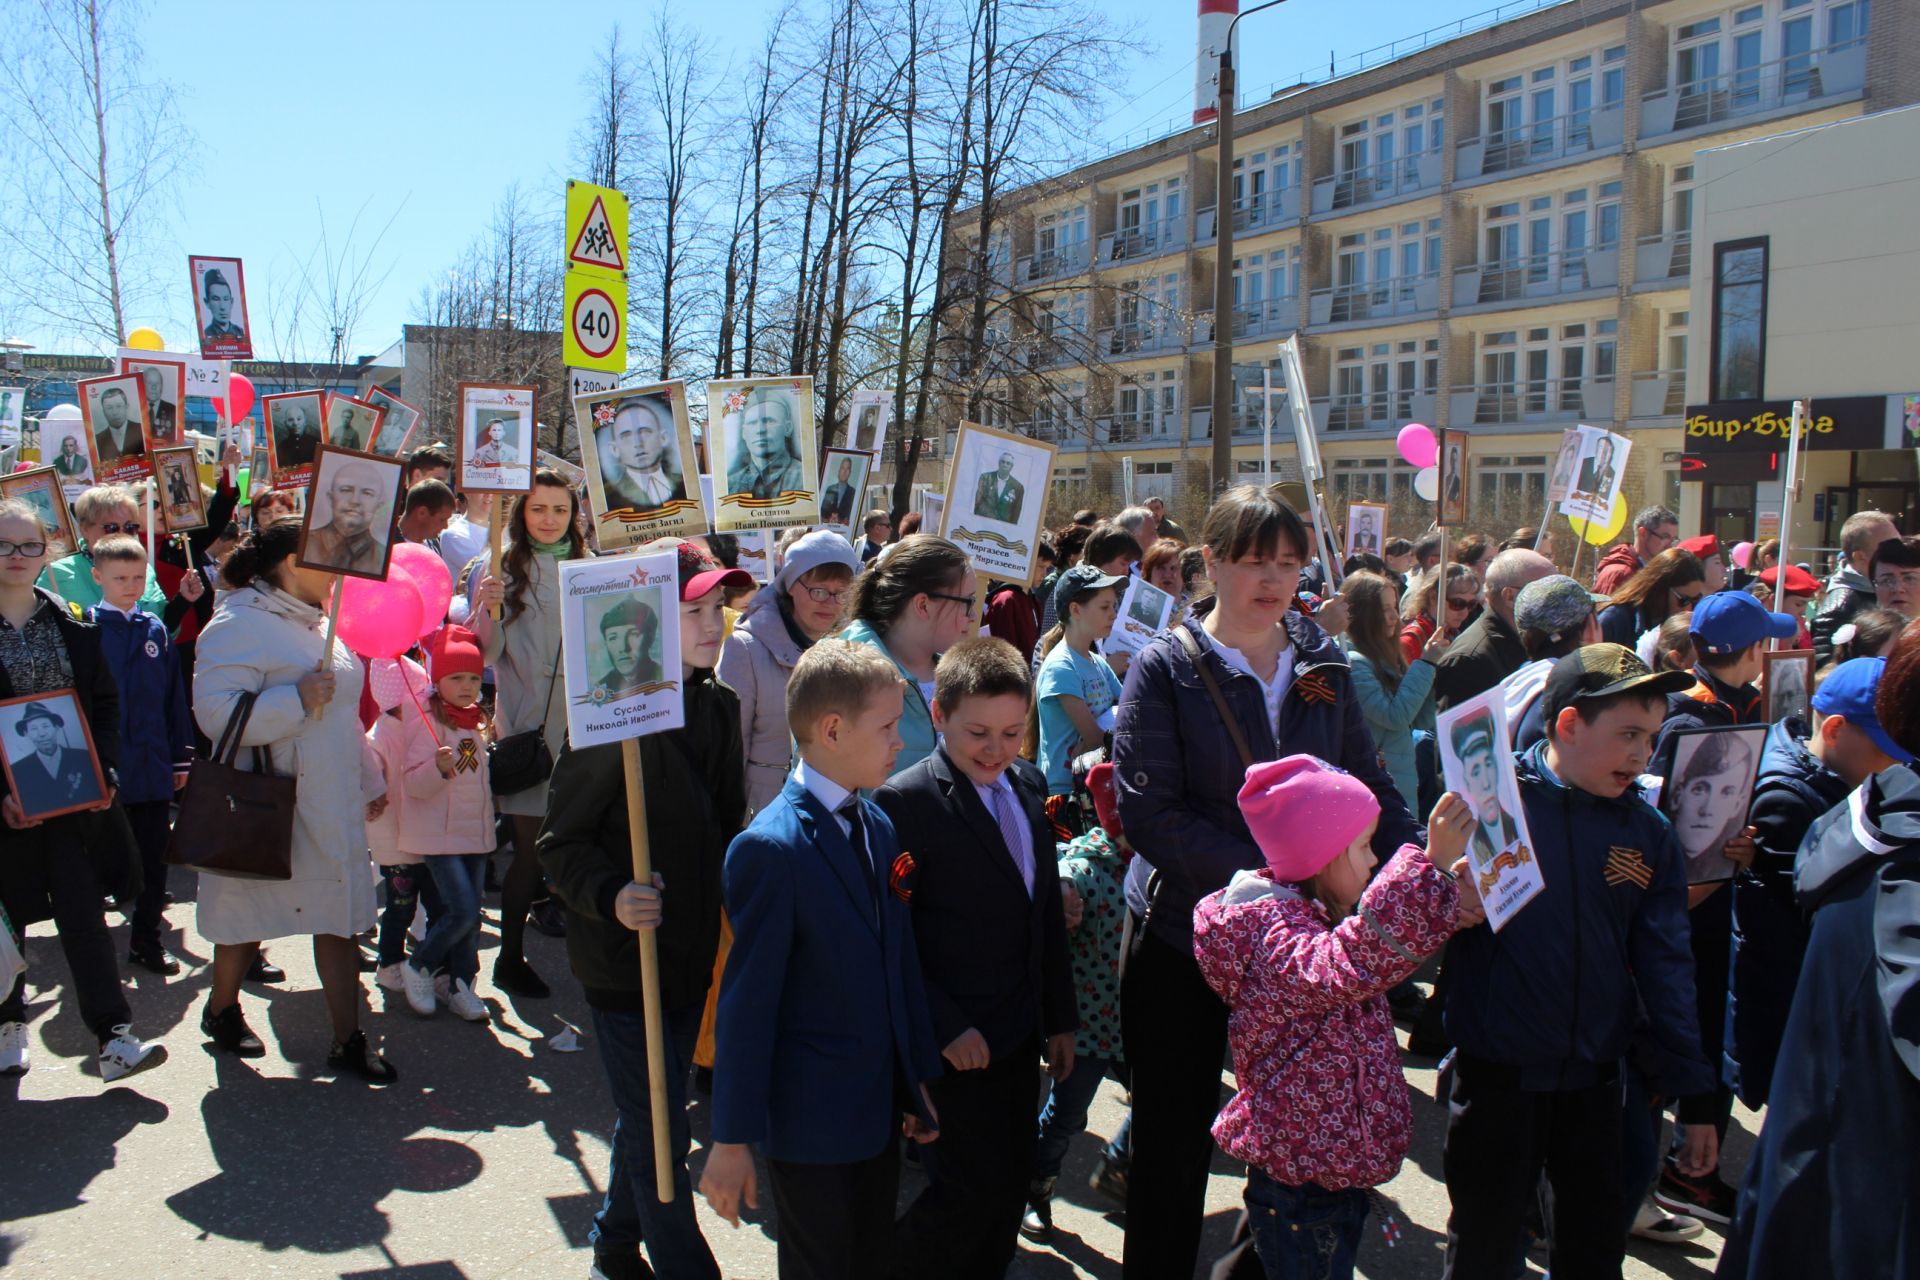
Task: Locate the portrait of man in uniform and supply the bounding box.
[972,450,1025,524]
[298,449,401,580]
[594,596,662,701]
[725,388,805,500]
[1,695,105,820]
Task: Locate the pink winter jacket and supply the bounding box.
[1192,845,1459,1190]
[364,714,415,867]
[396,711,498,858]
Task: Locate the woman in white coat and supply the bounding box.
[192,518,394,1083]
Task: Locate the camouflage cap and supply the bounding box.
[1514,574,1603,640]
[1540,643,1694,727]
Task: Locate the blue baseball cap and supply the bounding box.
[1812,656,1914,763]
[1689,590,1798,655]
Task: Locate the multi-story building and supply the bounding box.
[929,0,1910,536]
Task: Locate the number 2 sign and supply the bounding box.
[564,274,627,372]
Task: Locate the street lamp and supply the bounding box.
[1209,0,1288,495]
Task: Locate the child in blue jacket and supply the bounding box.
[89,536,192,975]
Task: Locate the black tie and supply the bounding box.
[838,799,880,913]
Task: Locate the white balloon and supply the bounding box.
[1413,465,1439,502]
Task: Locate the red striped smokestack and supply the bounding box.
[1194,0,1238,123]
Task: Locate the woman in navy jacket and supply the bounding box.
[1110,485,1420,1279]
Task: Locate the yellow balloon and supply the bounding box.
[1569,492,1629,546]
[126,327,165,351]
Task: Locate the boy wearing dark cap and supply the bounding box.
[1442,644,1711,1278]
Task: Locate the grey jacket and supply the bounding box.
[717,584,805,815]
[468,549,569,818]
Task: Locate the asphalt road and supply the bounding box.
[1,882,1750,1279]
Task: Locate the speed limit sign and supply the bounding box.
[564,272,627,372]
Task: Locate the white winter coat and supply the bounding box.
[467,548,569,817]
[191,582,376,944]
[717,583,805,815]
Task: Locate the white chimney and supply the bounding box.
[1193,0,1240,124]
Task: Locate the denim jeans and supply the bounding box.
[589,1002,719,1279]
[1244,1168,1368,1280]
[411,854,486,984]
[1033,1054,1130,1180]
[376,863,444,967]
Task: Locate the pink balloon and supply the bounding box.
[389,542,453,631]
[226,373,256,424]
[337,575,426,660]
[1396,423,1439,469]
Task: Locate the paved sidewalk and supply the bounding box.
[2,885,1748,1279]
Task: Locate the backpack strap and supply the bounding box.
[1173,623,1255,771]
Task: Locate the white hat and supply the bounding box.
[775,529,861,593]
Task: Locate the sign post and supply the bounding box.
[1276,335,1344,588]
[1771,400,1807,635]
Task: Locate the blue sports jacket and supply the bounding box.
[87,606,190,806]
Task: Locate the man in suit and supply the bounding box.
[703,641,944,1280]
[725,389,805,500]
[857,511,892,562]
[601,398,685,514]
[9,701,100,815]
[135,366,177,445]
[92,386,146,464]
[972,452,1025,524]
[1452,714,1517,871]
[273,402,320,471]
[1575,435,1618,507]
[875,637,1076,1277]
[821,456,858,526]
[303,461,390,576]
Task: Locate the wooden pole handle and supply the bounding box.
[621,737,676,1203]
[488,520,504,620]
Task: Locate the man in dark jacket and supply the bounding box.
[1592,505,1679,597]
[1433,549,1554,710]
[1810,509,1898,662]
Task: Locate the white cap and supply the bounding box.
[775,529,861,593]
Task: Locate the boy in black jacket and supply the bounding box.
[539,540,750,1280]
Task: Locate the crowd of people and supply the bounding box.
[2,447,1917,1280]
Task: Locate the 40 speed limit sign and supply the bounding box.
[564,273,628,373]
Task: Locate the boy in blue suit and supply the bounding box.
[702,640,944,1280]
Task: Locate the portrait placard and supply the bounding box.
[558,550,685,749]
[1561,426,1632,525]
[919,489,945,535]
[115,356,186,450]
[295,445,404,581]
[1762,648,1815,725]
[188,254,254,360]
[262,390,328,490]
[1107,574,1174,658]
[0,387,22,439]
[1545,428,1584,505]
[538,449,588,493]
[0,689,108,822]
[817,447,872,536]
[1661,724,1768,883]
[1436,690,1545,930]
[0,466,80,560]
[576,381,704,549]
[1345,501,1388,559]
[323,394,387,455]
[247,445,270,498]
[362,387,422,457]
[41,414,97,494]
[847,388,894,460]
[1437,430,1469,527]
[457,383,537,495]
[709,376,820,532]
[736,531,772,583]
[153,446,209,534]
[939,421,1056,586]
[76,373,154,486]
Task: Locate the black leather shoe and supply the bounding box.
[491,957,551,998]
[201,1001,266,1057]
[327,1029,397,1085]
[245,953,286,984]
[128,942,181,976]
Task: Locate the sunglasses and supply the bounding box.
[1445,596,1479,610]
[93,521,139,536]
[1672,589,1706,606]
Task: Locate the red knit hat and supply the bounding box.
[427,625,484,682]
[1087,762,1122,838]
[1237,755,1381,883]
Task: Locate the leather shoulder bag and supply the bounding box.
[166,691,295,881]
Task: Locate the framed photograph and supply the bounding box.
[1763,648,1815,724]
[42,412,97,493]
[324,394,387,455]
[1436,690,1545,930]
[558,550,685,749]
[247,445,270,497]
[537,449,588,494]
[262,390,328,490]
[0,690,108,821]
[919,488,945,535]
[295,445,404,581]
[1545,427,1584,504]
[847,388,894,460]
[818,447,873,534]
[1345,501,1387,559]
[188,254,254,360]
[362,387,422,457]
[117,355,186,449]
[576,381,704,549]
[1662,724,1768,883]
[736,531,772,583]
[0,466,80,560]
[939,420,1057,586]
[0,387,23,441]
[1562,425,1632,526]
[457,382,537,495]
[77,372,153,486]
[1437,429,1469,527]
[1108,574,1174,657]
[710,375,820,532]
[152,447,209,535]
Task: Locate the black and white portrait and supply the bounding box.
[710,376,820,532]
[576,382,704,549]
[0,691,106,821]
[297,446,403,581]
[77,373,151,483]
[153,446,208,535]
[1663,724,1767,883]
[121,358,184,447]
[818,448,872,529]
[1346,502,1387,558]
[1444,708,1520,873]
[971,450,1026,525]
[189,254,253,360]
[722,384,807,500]
[324,395,386,455]
[263,391,327,484]
[1763,649,1815,725]
[363,388,422,456]
[0,467,79,559]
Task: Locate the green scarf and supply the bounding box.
[529,535,571,557]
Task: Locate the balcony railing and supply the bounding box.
[1308,271,1441,326]
[1098,214,1187,267]
[1102,410,1181,444]
[1310,149,1443,216]
[1629,368,1686,419]
[1452,245,1618,307]
[1448,378,1615,426]
[1098,319,1186,359]
[1232,187,1302,235]
[1455,102,1626,181]
[1319,389,1440,432]
[1013,417,1084,445]
[1634,230,1692,287]
[1232,294,1300,340]
[1642,40,1866,137]
[1015,244,1089,284]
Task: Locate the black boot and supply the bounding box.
[1019,1177,1057,1241]
[201,1001,266,1057]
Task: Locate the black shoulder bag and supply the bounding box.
[166,691,295,881]
[490,642,563,795]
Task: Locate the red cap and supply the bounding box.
[1679,534,1720,559]
[643,537,755,602]
[427,625,484,682]
[1759,564,1820,596]
[1087,762,1121,838]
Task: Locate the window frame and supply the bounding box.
[1709,236,1770,402]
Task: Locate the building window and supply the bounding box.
[1711,238,1768,401]
[1475,454,1550,514]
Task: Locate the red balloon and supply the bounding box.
[389,542,453,633]
[337,575,425,660]
[226,373,256,424]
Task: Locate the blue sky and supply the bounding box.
[87,0,1513,360]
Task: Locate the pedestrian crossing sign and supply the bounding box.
[566,181,628,276]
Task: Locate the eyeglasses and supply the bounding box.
[798,584,850,605]
[1445,596,1479,611]
[1874,571,1920,592]
[0,540,48,558]
[93,521,138,536]
[928,592,978,617]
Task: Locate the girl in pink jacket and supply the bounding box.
[1192,755,1483,1279]
[397,627,496,1023]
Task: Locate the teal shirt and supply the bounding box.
[38,550,167,615]
[840,618,938,778]
[1035,642,1121,797]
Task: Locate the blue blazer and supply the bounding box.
[713,775,943,1164]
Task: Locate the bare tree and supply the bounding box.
[633,10,717,382]
[261,197,404,380]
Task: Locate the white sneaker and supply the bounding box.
[447,978,488,1023]
[1631,1197,1705,1243]
[0,1020,28,1076]
[401,962,438,1016]
[376,963,407,992]
[98,1025,167,1083]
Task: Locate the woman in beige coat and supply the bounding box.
[192,519,394,1082]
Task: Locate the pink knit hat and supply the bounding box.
[1237,755,1382,883]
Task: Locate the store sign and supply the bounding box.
[1682,396,1887,453]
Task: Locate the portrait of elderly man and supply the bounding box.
[273,401,322,471]
[304,459,392,576]
[7,699,101,815]
[92,385,147,464]
[134,365,178,445]
[600,397,685,513]
[725,388,805,500]
[972,449,1025,523]
[595,596,662,701]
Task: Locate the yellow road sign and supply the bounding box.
[563,272,627,372]
[565,180,629,278]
